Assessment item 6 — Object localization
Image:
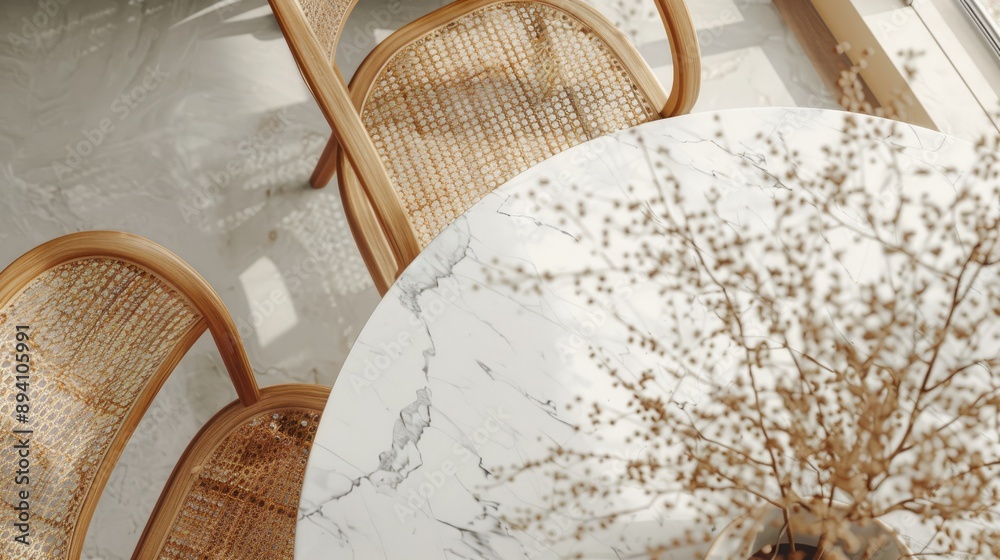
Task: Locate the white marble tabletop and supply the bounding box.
[295,108,984,559]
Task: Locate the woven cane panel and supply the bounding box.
[362,1,659,247]
[0,259,201,559]
[299,0,353,62]
[158,407,320,559]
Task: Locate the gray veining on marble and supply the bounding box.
[297,108,977,558]
[0,0,830,557]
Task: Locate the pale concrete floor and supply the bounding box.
[0,0,831,557]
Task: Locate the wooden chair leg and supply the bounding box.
[309,134,339,189]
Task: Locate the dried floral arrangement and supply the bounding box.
[497,108,1000,557]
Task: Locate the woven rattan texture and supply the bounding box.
[299,0,352,62]
[362,1,659,247]
[0,259,201,559]
[157,407,320,559]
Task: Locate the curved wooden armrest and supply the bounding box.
[132,384,331,559]
[267,0,422,274]
[653,0,701,116]
[0,231,260,407]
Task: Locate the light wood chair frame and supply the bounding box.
[131,383,331,559]
[0,231,260,559]
[268,0,700,294]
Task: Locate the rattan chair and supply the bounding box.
[132,383,330,560]
[0,231,259,560]
[267,0,701,294]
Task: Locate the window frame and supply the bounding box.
[781,0,1000,139]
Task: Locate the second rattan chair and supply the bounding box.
[267,0,701,294]
[132,384,330,560]
[0,231,259,559]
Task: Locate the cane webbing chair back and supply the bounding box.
[0,231,259,560]
[352,0,663,250]
[296,0,354,62]
[267,0,700,294]
[133,384,330,560]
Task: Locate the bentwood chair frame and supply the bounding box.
[267,0,701,295]
[132,383,330,559]
[0,231,258,559]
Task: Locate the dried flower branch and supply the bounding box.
[498,109,1000,559]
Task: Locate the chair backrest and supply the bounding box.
[267,0,700,290]
[132,384,331,559]
[0,231,259,559]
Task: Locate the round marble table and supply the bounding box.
[295,108,985,558]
